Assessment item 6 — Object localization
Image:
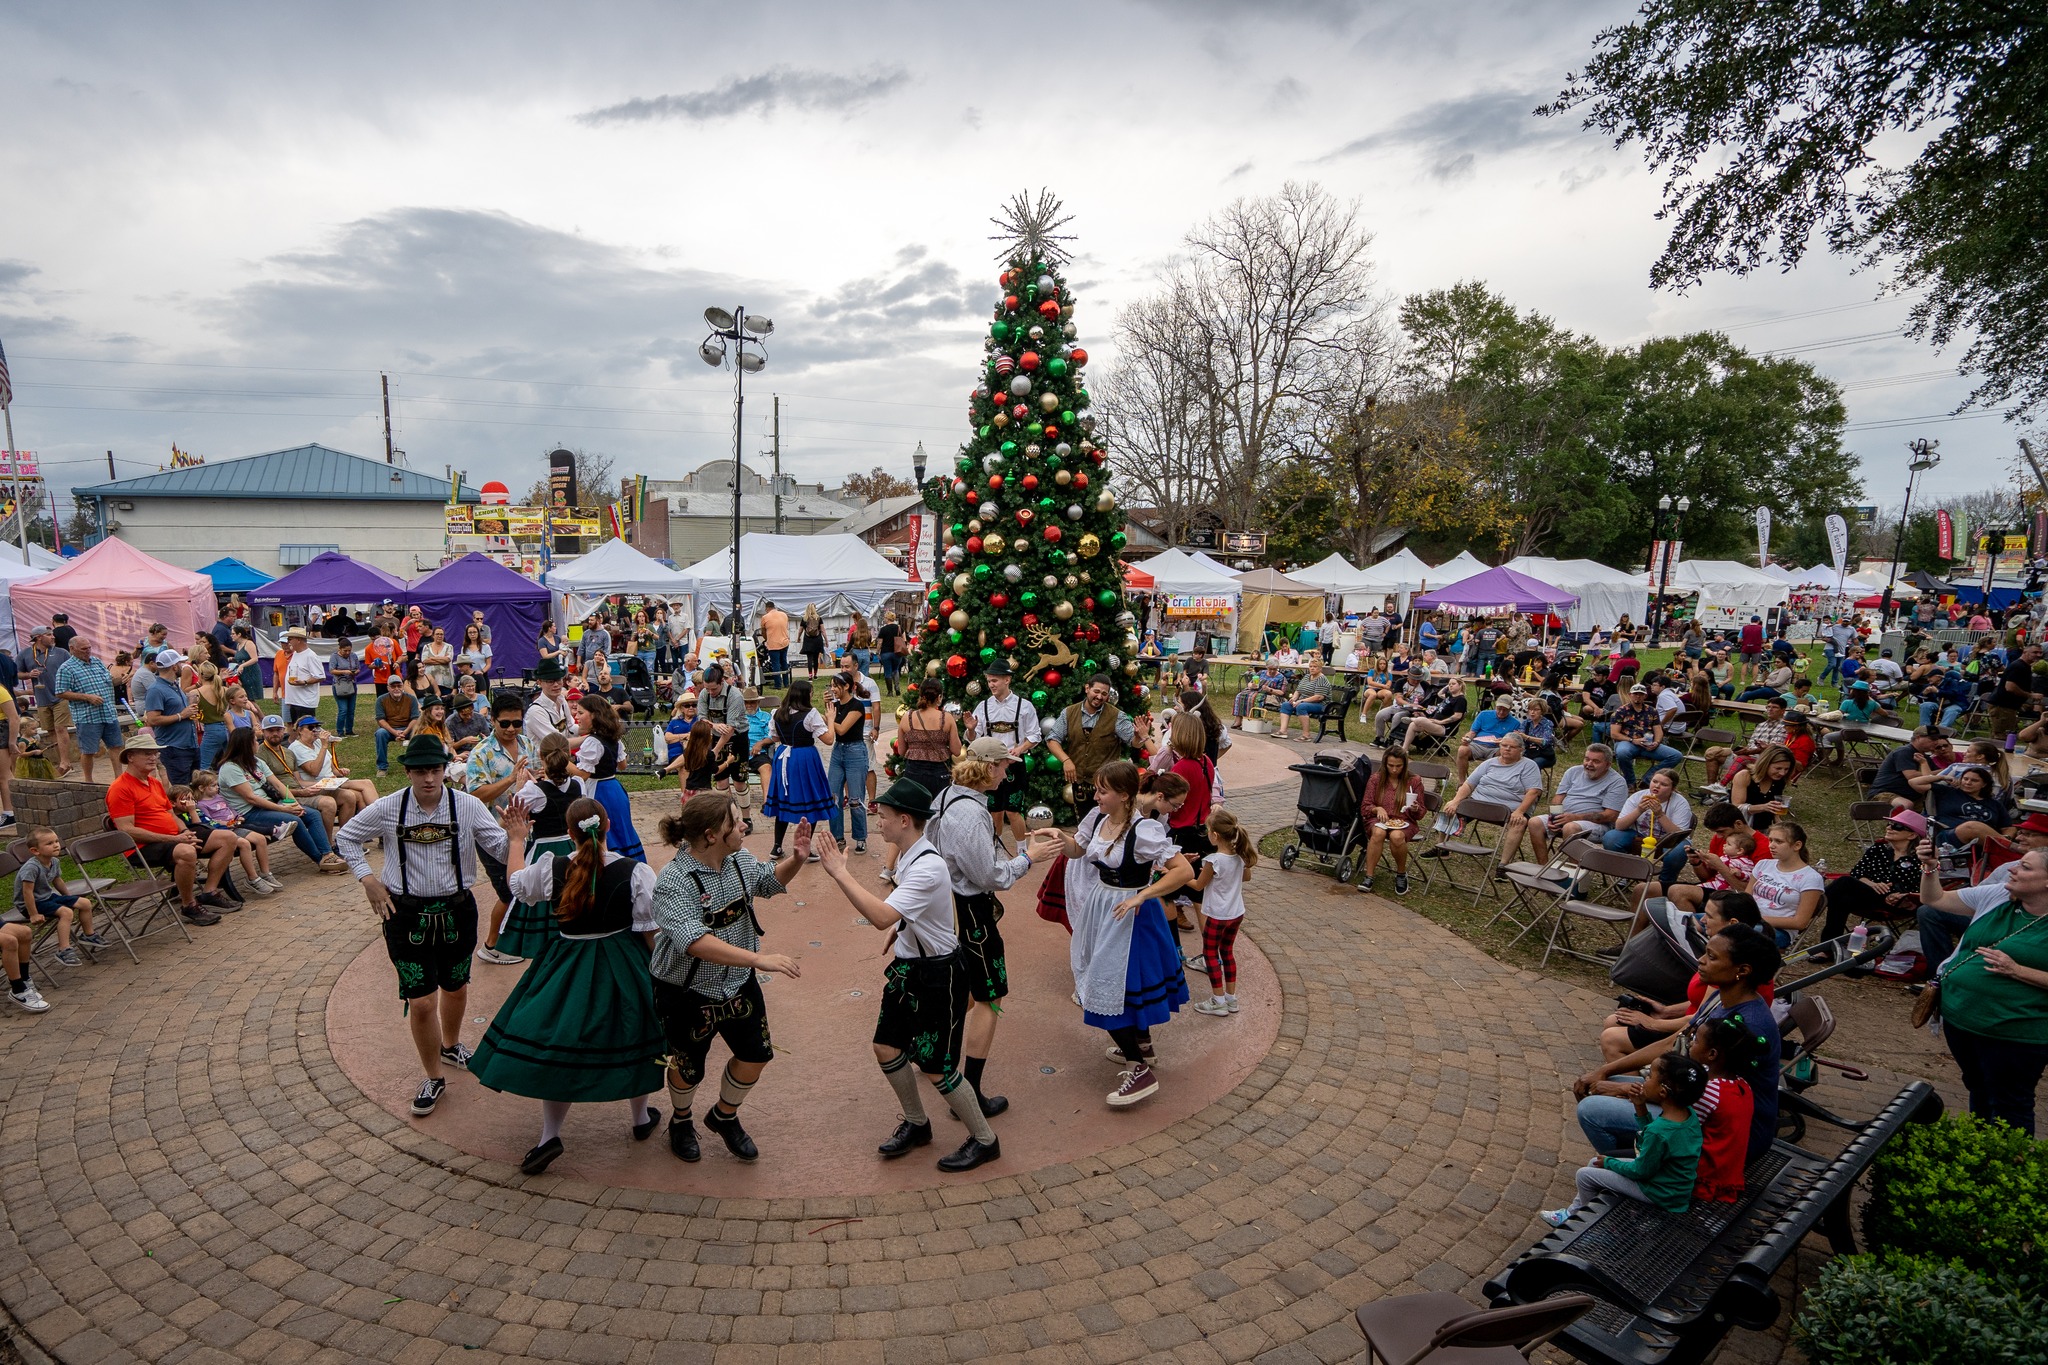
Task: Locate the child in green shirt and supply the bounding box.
[1544,1054,1709,1225]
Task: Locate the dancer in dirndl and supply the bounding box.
[571,693,645,861]
[1052,760,1195,1108]
[469,797,666,1174]
[762,679,833,857]
[494,733,586,962]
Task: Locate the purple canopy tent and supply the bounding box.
[246,552,410,608]
[1410,565,1578,616]
[404,553,549,679]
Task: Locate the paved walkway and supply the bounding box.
[0,760,1837,1364]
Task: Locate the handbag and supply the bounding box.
[1910,982,1940,1030]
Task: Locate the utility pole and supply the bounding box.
[771,395,784,534]
[381,373,396,464]
[106,450,116,480]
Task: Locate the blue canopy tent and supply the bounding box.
[196,556,274,594]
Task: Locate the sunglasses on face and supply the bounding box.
[495,718,521,728]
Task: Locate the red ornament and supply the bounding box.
[924,618,941,634]
[1021,473,1039,491]
[1037,300,1060,318]
[1011,404,1029,421]
[1044,526,1062,544]
[966,536,983,554]
[1081,596,1095,612]
[1021,614,1039,628]
[1002,635,1017,649]
[1089,448,1107,465]
[939,599,956,614]
[1043,668,1062,688]
[998,270,1012,286]
[987,474,1003,490]
[1042,424,1059,439]
[1019,351,1041,371]
[965,490,980,506]
[1004,294,1020,312]
[990,591,1009,608]
[947,654,968,679]
[1015,507,1034,526]
[1073,472,1088,489]
[1070,347,1088,367]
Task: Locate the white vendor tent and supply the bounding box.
[1187,550,1237,577]
[1503,556,1649,633]
[679,533,909,629]
[1426,551,1491,587]
[545,538,695,625]
[1132,547,1244,598]
[1290,552,1374,595]
[1669,558,1792,627]
[1333,547,1436,613]
[0,556,48,646]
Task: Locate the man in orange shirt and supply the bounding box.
[106,734,240,926]
[759,600,791,688]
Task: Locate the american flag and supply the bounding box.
[0,337,12,408]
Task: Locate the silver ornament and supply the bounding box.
[1065,504,1083,520]
[1067,553,1079,566]
[1055,442,1072,457]
[1025,804,1054,831]
[1115,611,1136,628]
[1009,375,1032,397]
[1035,274,1055,293]
[1002,563,1022,583]
[1028,325,1045,342]
[981,499,1002,520]
[1043,575,1058,588]
[982,453,1003,472]
[1062,322,1077,338]
[1107,654,1121,668]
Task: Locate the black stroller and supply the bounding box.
[616,656,659,715]
[1278,752,1371,882]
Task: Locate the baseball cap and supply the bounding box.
[1629,684,1647,695]
[155,649,188,667]
[965,736,1011,763]
[2017,813,2048,836]
[261,713,286,728]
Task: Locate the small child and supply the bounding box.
[179,778,279,897]
[12,825,105,970]
[1688,1017,1764,1204]
[664,694,696,768]
[1191,810,1256,1017]
[1544,1053,1709,1226]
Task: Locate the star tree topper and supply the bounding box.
[989,189,1076,266]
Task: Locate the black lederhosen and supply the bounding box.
[979,697,1028,812]
[955,891,1007,1003]
[381,790,478,1001]
[653,868,775,1083]
[872,848,967,1076]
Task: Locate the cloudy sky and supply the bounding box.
[0,0,2008,526]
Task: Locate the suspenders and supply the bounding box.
[393,789,465,899]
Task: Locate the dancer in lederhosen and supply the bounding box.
[493,733,586,963]
[336,734,517,1120]
[469,797,666,1174]
[762,679,834,859]
[649,793,814,1163]
[570,693,646,862]
[966,658,1042,852]
[813,779,1001,1173]
[1049,760,1195,1109]
[927,738,1059,1119]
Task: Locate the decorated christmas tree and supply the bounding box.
[904,190,1137,817]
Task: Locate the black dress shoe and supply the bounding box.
[668,1117,701,1163]
[976,1093,1010,1119]
[703,1107,758,1162]
[878,1119,933,1158]
[937,1135,1001,1173]
[520,1137,564,1175]
[633,1106,662,1141]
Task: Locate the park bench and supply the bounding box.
[1480,1078,1942,1365]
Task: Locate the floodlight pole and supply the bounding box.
[730,306,746,672]
[1879,438,1940,627]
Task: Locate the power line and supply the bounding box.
[1765,328,1909,355]
[1719,299,1891,331]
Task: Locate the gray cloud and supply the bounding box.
[1317,88,1571,177]
[0,260,39,293]
[1266,77,1307,113]
[577,66,909,126]
[1129,0,1358,27]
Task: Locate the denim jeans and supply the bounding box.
[1820,647,1841,684]
[161,745,199,789]
[851,648,872,677]
[242,806,332,862]
[375,728,402,770]
[333,692,357,735]
[827,741,869,842]
[1918,700,1964,729]
[1576,1093,1642,1155]
[766,647,789,686]
[1917,904,1972,974]
[1736,685,1783,703]
[1613,741,1682,787]
[198,723,229,772]
[1601,827,1689,887]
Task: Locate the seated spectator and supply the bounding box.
[1655,818,1758,918]
[217,727,344,872]
[1704,695,1789,778]
[1748,821,1825,942]
[1610,684,1682,788]
[374,673,419,774]
[1868,725,1955,808]
[13,824,106,968]
[1728,745,1796,832]
[1917,668,1973,731]
[1783,676,1819,714]
[1780,712,1817,771]
[1542,1053,1710,1226]
[1601,889,1771,1063]
[286,715,380,822]
[1820,808,1926,945]
[1736,657,1795,703]
[1433,733,1544,839]
[1399,681,1469,754]
[174,779,278,898]
[1281,658,1335,741]
[1454,693,1525,782]
[106,735,238,925]
[446,692,491,755]
[1506,742,1627,865]
[1607,768,1693,887]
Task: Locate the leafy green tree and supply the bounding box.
[1552,2,2048,417]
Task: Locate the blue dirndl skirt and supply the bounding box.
[591,776,646,862]
[763,744,833,824]
[1082,898,1190,1031]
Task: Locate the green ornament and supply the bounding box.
[1083,658,1099,674]
[948,629,962,643]
[1020,590,1038,608]
[978,646,996,662]
[1060,409,1076,425]
[1109,531,1127,550]
[991,320,1010,341]
[957,457,974,475]
[951,522,968,537]
[1000,441,1017,455]
[1038,496,1055,511]
[1028,422,1045,437]
[927,587,942,603]
[1097,589,1116,607]
[978,424,992,439]
[972,563,990,578]
[1030,689,1048,708]
[1044,451,1061,470]
[1047,358,1067,377]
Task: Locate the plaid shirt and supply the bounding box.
[54,656,117,725]
[462,732,534,813]
[650,848,786,1000]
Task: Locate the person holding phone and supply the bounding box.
[1728,746,1795,833]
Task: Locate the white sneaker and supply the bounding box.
[1225,995,1240,1014]
[1193,997,1231,1016]
[474,946,523,965]
[257,874,287,893]
[244,877,276,897]
[11,986,49,1013]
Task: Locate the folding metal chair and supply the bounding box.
[1846,801,1897,845]
[1417,797,1515,906]
[1353,1290,1595,1365]
[0,849,84,986]
[1535,842,1657,968]
[66,830,186,957]
[9,837,116,897]
[1399,792,1446,891]
[1490,829,1589,938]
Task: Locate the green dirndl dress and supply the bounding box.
[470,855,665,1103]
[495,776,584,961]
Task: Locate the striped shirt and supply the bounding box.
[54,656,117,725]
[650,847,786,1000]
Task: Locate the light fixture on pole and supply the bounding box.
[699,305,772,677]
[1648,493,1691,646]
[1879,438,1940,626]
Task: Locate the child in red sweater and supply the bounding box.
[1687,1015,1768,1202]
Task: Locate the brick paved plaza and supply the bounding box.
[0,755,1871,1364]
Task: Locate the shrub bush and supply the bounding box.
[1861,1114,2047,1278]
[1794,1253,2048,1365]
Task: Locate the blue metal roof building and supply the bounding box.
[72,443,484,578]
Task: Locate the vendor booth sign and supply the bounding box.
[1165,594,1233,618]
[1695,599,1750,629]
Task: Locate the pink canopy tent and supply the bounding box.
[10,538,214,651]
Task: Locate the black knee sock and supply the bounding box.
[774,820,789,848]
[1109,1026,1146,1063]
[964,1055,987,1094]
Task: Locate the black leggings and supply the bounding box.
[1108,1025,1152,1062]
[1821,876,1913,941]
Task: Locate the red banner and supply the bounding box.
[1935,509,1953,560]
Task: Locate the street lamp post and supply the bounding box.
[1878,438,1941,627]
[699,306,772,679]
[1648,493,1691,647]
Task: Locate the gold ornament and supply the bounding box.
[1095,489,1116,512]
[1055,469,1072,485]
[948,609,970,630]
[1079,533,1101,558]
[993,412,1009,428]
[953,573,971,594]
[983,531,1006,554]
[1123,661,1139,676]
[925,661,942,677]
[942,526,957,547]
[965,680,983,698]
[1054,601,1075,620]
[1024,443,1042,457]
[968,518,983,535]
[1063,574,1078,589]
[1038,391,1060,412]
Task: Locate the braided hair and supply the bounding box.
[554,796,608,924]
